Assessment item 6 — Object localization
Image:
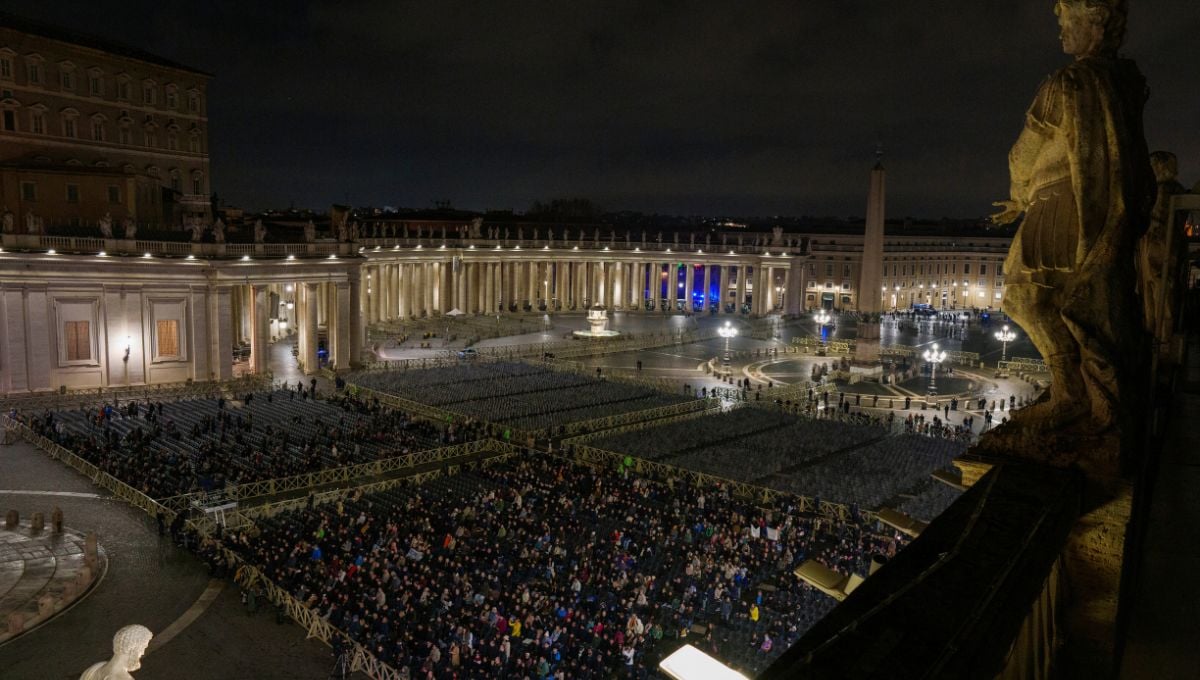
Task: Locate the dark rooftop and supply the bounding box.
[0,11,211,77]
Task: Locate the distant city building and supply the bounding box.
[0,12,212,230]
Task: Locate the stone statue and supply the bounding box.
[625,230,631,245]
[989,0,1154,437]
[403,224,409,239]
[371,222,379,238]
[656,232,662,244]
[673,232,679,244]
[350,220,360,241]
[304,220,316,242]
[1137,151,1188,350]
[188,217,205,242]
[641,230,647,244]
[253,219,266,243]
[593,227,600,243]
[689,233,695,248]
[533,227,540,241]
[1,206,12,234]
[441,226,446,240]
[705,233,711,246]
[578,228,584,244]
[212,218,225,243]
[121,217,136,240]
[772,226,783,245]
[80,624,153,680]
[722,234,727,246]
[517,226,524,242]
[99,213,114,239]
[469,217,483,239]
[25,211,38,235]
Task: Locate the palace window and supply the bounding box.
[26,61,42,85]
[20,181,36,201]
[88,69,103,96]
[92,119,105,141]
[108,185,120,204]
[63,116,77,138]
[0,55,12,80]
[30,110,44,134]
[59,67,75,91]
[118,126,131,145]
[142,81,156,105]
[116,76,130,100]
[156,320,180,357]
[64,321,91,361]
[66,184,79,203]
[192,175,202,194]
[3,109,15,131]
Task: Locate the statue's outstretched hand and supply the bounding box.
[990,200,1023,225]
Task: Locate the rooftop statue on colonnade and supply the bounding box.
[983,0,1154,466]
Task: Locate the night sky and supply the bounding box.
[5,1,1196,218]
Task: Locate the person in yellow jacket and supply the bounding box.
[749,604,760,623]
[511,617,522,638]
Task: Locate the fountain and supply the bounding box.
[573,305,620,338]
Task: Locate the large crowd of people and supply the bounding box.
[231,453,902,679]
[20,388,481,498]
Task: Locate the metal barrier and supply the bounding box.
[999,357,1047,373]
[0,374,272,412]
[159,439,497,512]
[565,442,874,522]
[4,416,178,524]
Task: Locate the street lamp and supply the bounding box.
[718,320,737,371]
[814,310,831,328]
[994,324,1017,364]
[922,342,947,395]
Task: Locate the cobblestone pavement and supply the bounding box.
[0,440,357,680]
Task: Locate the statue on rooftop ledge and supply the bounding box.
[98,213,114,239]
[304,220,316,243]
[121,217,135,240]
[1,206,13,234]
[212,218,225,243]
[80,624,153,680]
[987,0,1154,450]
[253,219,266,243]
[188,217,205,242]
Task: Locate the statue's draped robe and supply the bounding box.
[1005,56,1154,425]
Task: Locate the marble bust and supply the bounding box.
[80,625,153,680]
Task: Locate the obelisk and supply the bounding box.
[855,148,885,364]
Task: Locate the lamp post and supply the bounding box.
[922,342,946,395]
[718,320,737,373]
[994,324,1017,364]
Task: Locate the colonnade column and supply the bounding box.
[331,282,350,369]
[303,282,319,374]
[397,264,410,319]
[484,262,495,314]
[650,263,659,311]
[736,265,747,314]
[528,261,539,309]
[249,284,270,375]
[684,263,695,313]
[350,271,363,366]
[667,263,677,311]
[702,264,712,312]
[454,259,465,313]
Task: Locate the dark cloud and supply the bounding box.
[6,0,1196,217]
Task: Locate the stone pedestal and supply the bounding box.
[853,321,881,365]
[4,510,16,530]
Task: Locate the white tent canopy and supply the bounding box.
[445,308,466,317]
